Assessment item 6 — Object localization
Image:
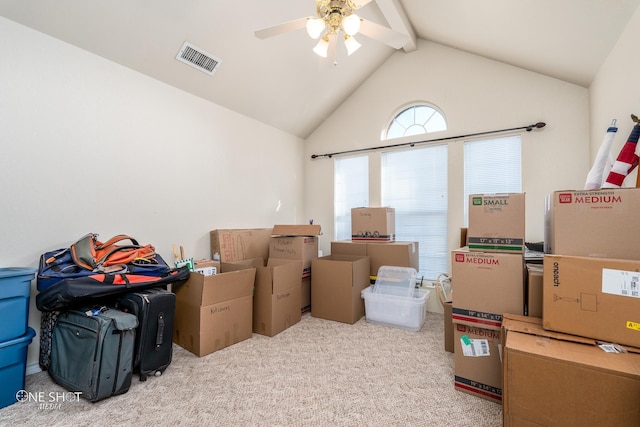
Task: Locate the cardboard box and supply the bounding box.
[193,259,220,276]
[502,314,640,426]
[435,273,454,352]
[311,254,370,324]
[525,263,543,317]
[210,228,272,262]
[459,227,468,248]
[331,241,419,277]
[467,193,525,253]
[269,236,318,278]
[301,277,311,314]
[272,224,321,237]
[454,323,502,404]
[366,242,419,277]
[226,258,302,337]
[544,188,640,259]
[451,248,525,330]
[443,300,454,353]
[173,265,256,357]
[351,207,395,241]
[543,254,640,348]
[330,240,368,257]
[269,225,321,280]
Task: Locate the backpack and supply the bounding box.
[66,233,156,272]
[38,233,169,291]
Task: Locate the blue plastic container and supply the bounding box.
[0,267,37,342]
[0,327,35,409]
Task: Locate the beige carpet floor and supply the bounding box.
[1,312,502,426]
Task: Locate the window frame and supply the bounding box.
[382,102,447,141]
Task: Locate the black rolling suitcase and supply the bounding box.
[49,307,138,402]
[116,288,175,381]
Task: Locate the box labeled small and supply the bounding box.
[468,193,525,253]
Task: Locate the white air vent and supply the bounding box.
[176,42,222,76]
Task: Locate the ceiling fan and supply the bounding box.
[254,0,409,59]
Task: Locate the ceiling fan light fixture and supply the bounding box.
[313,37,330,57]
[306,17,326,39]
[342,13,361,36]
[344,34,361,56]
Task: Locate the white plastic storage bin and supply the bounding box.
[361,286,430,331]
[372,266,417,298]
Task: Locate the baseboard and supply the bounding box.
[26,362,42,376]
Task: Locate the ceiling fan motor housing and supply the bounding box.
[317,0,359,33]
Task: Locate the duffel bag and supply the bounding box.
[36,266,190,312]
[37,233,170,291]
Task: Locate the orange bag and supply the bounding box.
[69,233,156,273]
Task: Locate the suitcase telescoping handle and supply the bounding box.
[155,313,165,351]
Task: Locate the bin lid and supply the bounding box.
[0,327,36,350]
[0,267,37,280]
[373,266,417,298]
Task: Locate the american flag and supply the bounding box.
[584,120,617,190]
[602,116,640,188]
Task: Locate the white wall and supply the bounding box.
[590,6,640,170]
[304,39,590,258]
[0,17,303,370]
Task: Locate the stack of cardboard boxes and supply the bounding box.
[173,225,321,357]
[314,207,421,325]
[502,188,640,426]
[451,193,526,404]
[207,225,321,316]
[331,207,419,280]
[268,225,322,314]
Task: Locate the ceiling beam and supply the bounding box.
[375,0,417,52]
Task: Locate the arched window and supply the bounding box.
[384,104,447,140]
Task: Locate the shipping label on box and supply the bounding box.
[351,207,395,242]
[543,254,640,348]
[451,248,524,330]
[468,193,525,253]
[454,324,502,404]
[544,188,640,259]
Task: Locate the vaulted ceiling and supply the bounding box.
[1,0,638,138]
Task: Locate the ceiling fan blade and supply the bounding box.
[358,19,410,49]
[254,17,310,39]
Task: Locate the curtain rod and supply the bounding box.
[310,121,546,159]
